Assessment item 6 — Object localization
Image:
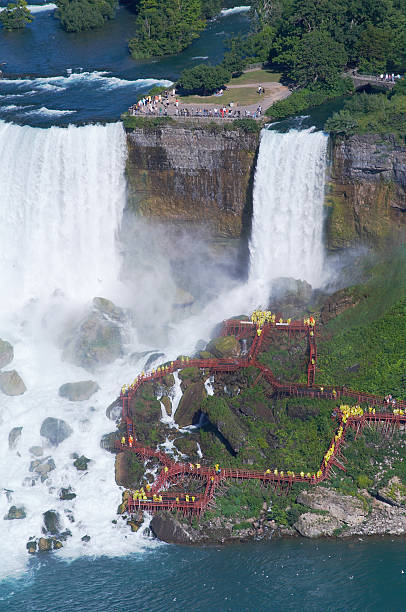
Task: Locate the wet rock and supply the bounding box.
[29,446,43,457]
[0,370,26,396]
[100,432,120,453]
[176,382,206,427]
[60,487,77,501]
[297,487,367,527]
[8,426,22,449]
[144,352,165,371]
[81,535,91,542]
[30,457,56,482]
[269,277,313,314]
[320,287,367,324]
[62,298,127,372]
[0,339,13,368]
[293,513,343,537]
[38,537,52,552]
[26,540,37,554]
[4,505,26,520]
[73,455,91,471]
[160,395,172,416]
[43,510,61,535]
[206,335,240,359]
[106,398,121,421]
[58,380,99,401]
[150,512,194,544]
[40,417,72,446]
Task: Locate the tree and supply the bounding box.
[283,30,347,86]
[0,0,33,30]
[177,64,231,95]
[128,0,205,59]
[355,24,393,73]
[55,0,117,33]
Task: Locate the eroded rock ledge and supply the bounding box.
[126,123,259,238]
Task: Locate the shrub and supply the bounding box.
[0,0,33,30]
[177,64,231,95]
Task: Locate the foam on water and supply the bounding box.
[220,6,250,16]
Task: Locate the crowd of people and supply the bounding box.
[379,73,402,82]
[127,88,263,120]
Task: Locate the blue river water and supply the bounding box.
[0,5,250,126]
[1,538,406,611]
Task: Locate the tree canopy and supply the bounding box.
[128,0,221,59]
[177,64,231,95]
[55,0,117,32]
[0,0,33,30]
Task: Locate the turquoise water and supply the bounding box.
[1,538,406,611]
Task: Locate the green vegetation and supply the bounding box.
[265,77,353,120]
[0,0,33,30]
[121,113,175,130]
[128,0,221,59]
[177,64,232,96]
[55,0,117,32]
[325,90,406,137]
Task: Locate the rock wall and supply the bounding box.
[326,133,406,250]
[125,122,260,238]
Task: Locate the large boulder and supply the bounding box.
[58,380,99,402]
[0,370,26,396]
[4,505,26,520]
[0,339,13,368]
[40,418,72,446]
[297,487,367,527]
[175,382,206,427]
[43,510,61,535]
[205,336,240,359]
[62,298,128,372]
[150,512,194,544]
[293,513,343,537]
[8,426,22,449]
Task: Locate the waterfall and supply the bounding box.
[248,128,328,292]
[0,120,126,311]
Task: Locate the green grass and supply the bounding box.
[229,69,281,85]
[180,86,267,106]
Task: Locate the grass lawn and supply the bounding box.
[180,87,268,106]
[229,69,282,85]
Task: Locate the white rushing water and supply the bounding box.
[0,121,125,312]
[0,121,329,579]
[249,128,328,289]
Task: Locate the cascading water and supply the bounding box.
[249,128,328,292]
[0,119,330,579]
[0,120,126,312]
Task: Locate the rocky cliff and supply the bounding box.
[125,122,260,239]
[327,134,406,250]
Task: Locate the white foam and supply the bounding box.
[24,106,76,117]
[0,72,173,94]
[220,6,250,16]
[26,3,56,12]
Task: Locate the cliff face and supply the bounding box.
[327,134,406,250]
[126,123,260,239]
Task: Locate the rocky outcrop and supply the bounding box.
[4,506,26,520]
[62,297,128,372]
[327,133,406,250]
[58,380,99,401]
[0,370,26,395]
[205,335,240,359]
[293,513,342,537]
[40,417,72,446]
[126,123,259,239]
[175,381,206,427]
[0,339,13,368]
[8,426,22,449]
[30,456,56,482]
[73,455,91,471]
[297,487,367,527]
